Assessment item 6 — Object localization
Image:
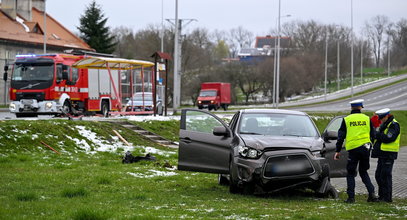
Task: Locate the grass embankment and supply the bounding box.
[1,117,407,219]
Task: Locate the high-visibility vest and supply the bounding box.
[344,113,371,151]
[381,119,400,152]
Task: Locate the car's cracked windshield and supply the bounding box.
[239,113,318,137]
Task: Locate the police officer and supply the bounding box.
[371,108,400,203]
[334,99,378,203]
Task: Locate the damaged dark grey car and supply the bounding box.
[178,109,348,196]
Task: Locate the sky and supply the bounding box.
[46,0,406,37]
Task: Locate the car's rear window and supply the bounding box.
[239,113,318,137]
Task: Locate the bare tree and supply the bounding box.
[389,19,407,68]
[364,15,392,68]
[228,26,254,57]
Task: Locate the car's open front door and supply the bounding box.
[322,116,348,177]
[178,109,232,174]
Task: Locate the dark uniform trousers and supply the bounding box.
[346,146,375,198]
[375,158,395,201]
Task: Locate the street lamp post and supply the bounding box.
[388,36,391,77]
[350,0,354,97]
[276,0,282,108]
[361,42,363,85]
[272,14,290,108]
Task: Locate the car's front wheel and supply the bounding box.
[229,161,240,194]
[218,174,229,186]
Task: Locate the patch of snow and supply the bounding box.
[12,128,28,134]
[16,16,30,32]
[142,146,175,156]
[310,115,333,121]
[128,115,180,122]
[127,169,177,178]
[32,134,38,140]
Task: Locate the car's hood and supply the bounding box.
[240,135,323,152]
[126,100,153,106]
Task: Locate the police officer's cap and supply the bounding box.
[375,108,390,119]
[349,99,364,108]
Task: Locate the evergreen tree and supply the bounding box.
[77,1,116,53]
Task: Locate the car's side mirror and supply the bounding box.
[213,126,229,137]
[324,131,338,141]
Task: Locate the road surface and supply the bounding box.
[289,79,407,112]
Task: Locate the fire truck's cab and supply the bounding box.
[9,54,86,117]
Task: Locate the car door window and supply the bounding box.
[325,117,343,132]
[185,110,224,134]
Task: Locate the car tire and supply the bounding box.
[222,104,228,111]
[218,174,229,186]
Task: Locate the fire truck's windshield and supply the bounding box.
[12,63,54,81]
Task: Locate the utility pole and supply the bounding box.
[161,0,164,53]
[172,0,179,113]
[168,1,196,113]
[276,0,281,108]
[43,0,47,53]
[350,0,354,97]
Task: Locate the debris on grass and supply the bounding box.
[40,141,61,154]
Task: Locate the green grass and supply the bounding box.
[132,120,180,142]
[1,118,407,219]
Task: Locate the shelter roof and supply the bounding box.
[72,57,155,70]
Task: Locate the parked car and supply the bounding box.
[125,92,163,115]
[178,109,348,196]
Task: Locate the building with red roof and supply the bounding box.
[0,0,93,104]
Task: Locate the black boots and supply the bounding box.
[345,197,355,203]
[367,194,379,202]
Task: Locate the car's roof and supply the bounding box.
[240,108,308,116]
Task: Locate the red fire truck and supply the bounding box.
[8,52,155,118]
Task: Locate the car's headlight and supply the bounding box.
[238,145,262,159]
[9,103,16,111]
[45,102,53,109]
[198,101,202,104]
[311,151,323,158]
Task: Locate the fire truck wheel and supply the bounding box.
[101,102,109,118]
[62,101,72,115]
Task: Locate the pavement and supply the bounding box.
[331,146,407,199]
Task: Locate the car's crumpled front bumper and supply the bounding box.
[232,149,329,193]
